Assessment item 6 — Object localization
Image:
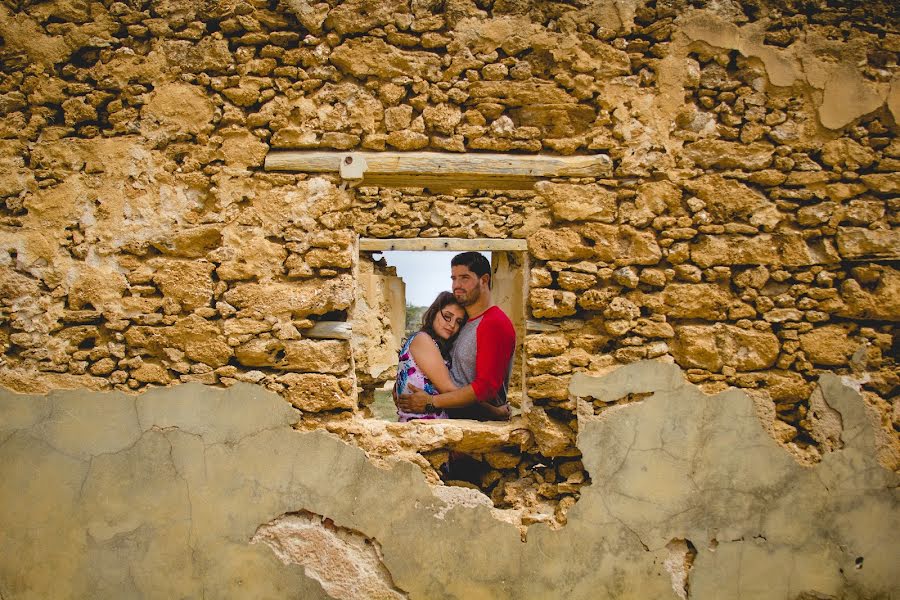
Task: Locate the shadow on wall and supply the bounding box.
[0,361,897,599]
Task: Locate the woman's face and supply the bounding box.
[432,303,466,340]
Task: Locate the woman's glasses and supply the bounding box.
[440,310,465,329]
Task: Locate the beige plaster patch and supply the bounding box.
[0,362,897,599]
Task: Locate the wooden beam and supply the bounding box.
[264,151,612,189]
[359,238,527,252]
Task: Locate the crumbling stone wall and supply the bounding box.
[0,0,898,527]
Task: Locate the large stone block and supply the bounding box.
[527,228,592,261]
[535,181,617,223]
[682,140,775,170]
[234,339,350,373]
[578,223,661,265]
[799,325,862,367]
[223,275,354,318]
[525,405,576,456]
[837,266,900,321]
[835,227,900,261]
[330,37,442,81]
[280,373,355,411]
[150,258,215,312]
[671,324,780,371]
[691,233,838,267]
[529,288,577,318]
[660,284,733,320]
[683,174,780,226]
[126,316,232,368]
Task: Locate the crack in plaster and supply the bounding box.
[252,510,409,600]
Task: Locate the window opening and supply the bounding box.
[352,240,527,422]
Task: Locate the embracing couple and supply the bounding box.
[395,252,515,422]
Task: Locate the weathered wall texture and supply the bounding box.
[0,0,898,594]
[1,362,897,599]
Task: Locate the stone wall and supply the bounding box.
[0,0,898,557]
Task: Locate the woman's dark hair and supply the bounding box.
[419,291,467,359]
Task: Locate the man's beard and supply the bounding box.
[455,285,480,307]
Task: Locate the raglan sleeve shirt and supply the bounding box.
[470,307,516,403]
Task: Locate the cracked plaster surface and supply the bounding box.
[1,362,897,599]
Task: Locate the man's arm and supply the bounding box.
[397,383,478,413]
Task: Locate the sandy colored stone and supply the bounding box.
[535,182,617,223]
[150,225,223,258]
[820,138,877,169]
[126,314,233,368]
[280,373,355,411]
[131,362,173,385]
[223,275,354,318]
[525,405,576,456]
[835,227,900,261]
[690,233,837,268]
[527,228,592,261]
[330,37,442,81]
[234,339,350,373]
[525,334,569,357]
[682,140,774,170]
[660,284,732,320]
[579,223,662,265]
[799,325,862,367]
[860,173,900,194]
[671,324,779,371]
[220,128,269,168]
[683,174,778,225]
[529,288,577,319]
[837,266,900,321]
[142,82,216,135]
[67,266,128,312]
[150,258,216,312]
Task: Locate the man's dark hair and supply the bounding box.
[419,291,467,359]
[451,251,492,289]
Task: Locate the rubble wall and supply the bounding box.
[0,0,898,595]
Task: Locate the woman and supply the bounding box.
[395,291,466,422]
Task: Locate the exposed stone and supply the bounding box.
[223,276,354,318]
[280,373,354,411]
[835,228,900,261]
[799,325,863,367]
[578,223,662,265]
[526,406,576,457]
[525,334,569,356]
[234,339,350,373]
[330,38,442,81]
[682,140,775,170]
[535,182,616,223]
[527,228,592,261]
[671,324,780,372]
[530,289,577,319]
[150,259,216,312]
[660,284,733,320]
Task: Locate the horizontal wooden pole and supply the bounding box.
[359,238,527,252]
[265,151,612,188]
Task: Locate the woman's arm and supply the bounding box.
[409,334,458,393]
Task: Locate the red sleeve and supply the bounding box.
[470,308,516,403]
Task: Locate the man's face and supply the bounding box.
[451,265,485,307]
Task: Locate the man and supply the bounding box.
[397,251,516,421]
